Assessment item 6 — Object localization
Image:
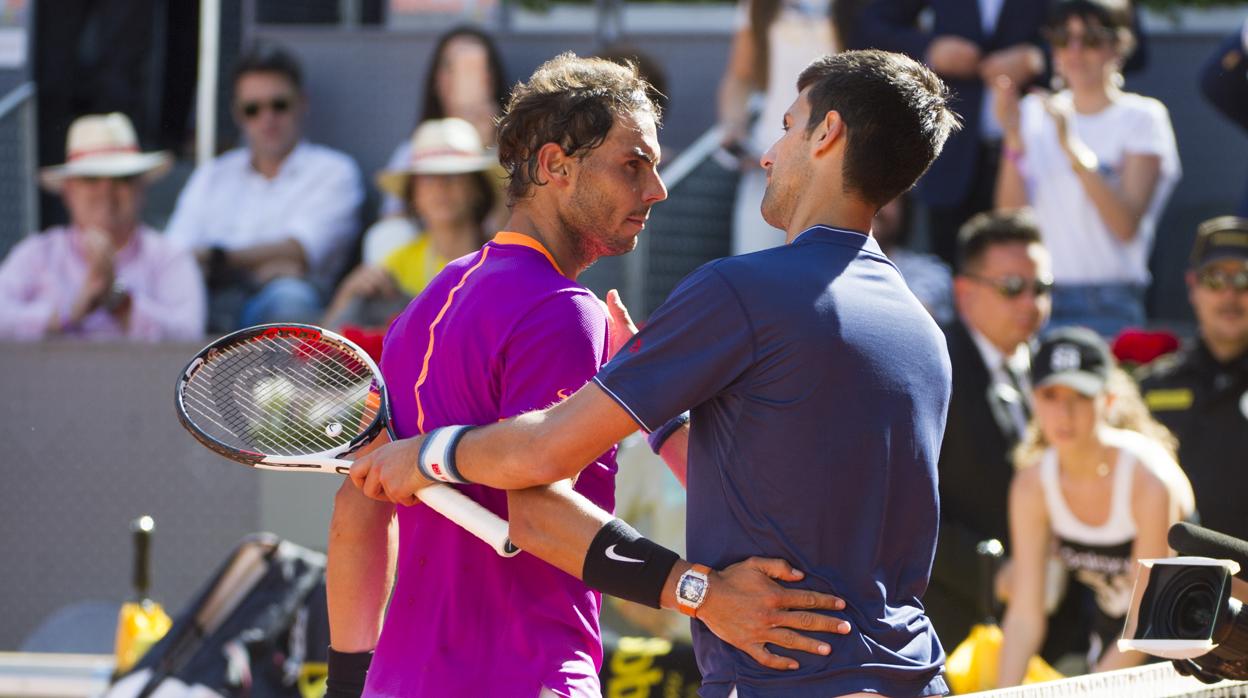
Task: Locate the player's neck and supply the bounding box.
[784,195,875,244]
[499,207,581,280]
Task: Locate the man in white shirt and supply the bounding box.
[166,44,363,331]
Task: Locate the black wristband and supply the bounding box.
[582,518,680,609]
[325,647,373,698]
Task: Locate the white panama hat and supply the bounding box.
[376,117,498,201]
[39,113,172,193]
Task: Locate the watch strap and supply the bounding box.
[676,563,712,617]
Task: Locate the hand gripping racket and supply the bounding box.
[175,323,519,557]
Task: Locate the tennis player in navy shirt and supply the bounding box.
[352,50,961,697]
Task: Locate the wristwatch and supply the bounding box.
[676,564,711,617]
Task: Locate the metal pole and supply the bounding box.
[196,0,221,165]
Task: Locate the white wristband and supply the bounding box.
[418,425,473,484]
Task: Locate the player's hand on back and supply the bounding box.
[603,288,639,361]
[698,557,850,671]
[349,435,434,506]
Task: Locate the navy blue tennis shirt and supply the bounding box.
[594,226,951,697]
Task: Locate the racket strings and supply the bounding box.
[189,352,370,454]
[181,335,382,456]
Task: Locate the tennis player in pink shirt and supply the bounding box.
[327,53,849,698]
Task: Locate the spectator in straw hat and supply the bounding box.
[0,113,205,341]
[322,118,496,330]
[165,44,363,332]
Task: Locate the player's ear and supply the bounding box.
[536,142,573,188]
[811,110,843,157]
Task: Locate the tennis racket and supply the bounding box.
[175,323,519,557]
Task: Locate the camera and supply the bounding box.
[1118,523,1248,682]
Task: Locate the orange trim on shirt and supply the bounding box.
[492,231,563,275]
[414,246,493,433]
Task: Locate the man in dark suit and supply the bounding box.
[1199,21,1248,215]
[928,210,1051,646]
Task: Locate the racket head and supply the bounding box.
[175,323,393,471]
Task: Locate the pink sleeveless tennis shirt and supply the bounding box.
[365,232,618,697]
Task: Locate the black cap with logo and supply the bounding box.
[1032,326,1113,398]
[1190,216,1248,269]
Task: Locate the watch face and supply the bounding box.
[678,573,708,606]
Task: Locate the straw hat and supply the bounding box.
[376,118,497,200]
[39,113,172,192]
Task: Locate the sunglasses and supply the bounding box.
[966,274,1055,298]
[1197,267,1248,292]
[239,97,293,120]
[1046,26,1117,50]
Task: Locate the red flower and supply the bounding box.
[340,325,386,364]
[1112,328,1180,366]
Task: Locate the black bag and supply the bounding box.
[106,533,329,698]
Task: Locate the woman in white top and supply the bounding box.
[997,327,1195,687]
[994,0,1180,338]
[718,0,861,254]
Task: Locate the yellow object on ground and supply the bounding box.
[299,661,328,698]
[945,623,1064,694]
[113,599,172,674]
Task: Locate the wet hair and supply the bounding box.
[956,208,1044,275]
[419,25,508,125]
[231,43,303,95]
[594,44,669,113]
[796,50,959,209]
[496,52,660,205]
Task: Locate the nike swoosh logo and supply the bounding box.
[605,544,644,564]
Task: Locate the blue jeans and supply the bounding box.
[238,277,324,327]
[1049,283,1146,339]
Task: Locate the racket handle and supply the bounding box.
[419,485,520,558]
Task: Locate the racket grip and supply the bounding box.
[419,485,520,558]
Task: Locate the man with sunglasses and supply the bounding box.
[166,44,363,332]
[1140,216,1248,544]
[925,209,1065,651]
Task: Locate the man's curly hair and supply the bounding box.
[497,52,662,205]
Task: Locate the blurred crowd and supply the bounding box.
[1,0,1247,691]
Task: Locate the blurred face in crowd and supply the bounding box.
[62,175,143,244]
[1188,259,1248,357]
[956,241,1052,354]
[1050,15,1125,92]
[412,173,480,230]
[559,109,667,260]
[760,89,817,232]
[436,36,494,116]
[235,71,305,163]
[1033,383,1106,454]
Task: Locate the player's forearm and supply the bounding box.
[457,412,579,489]
[657,427,689,488]
[455,384,640,489]
[327,482,397,652]
[506,482,610,575]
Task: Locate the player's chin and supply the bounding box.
[607,235,639,257]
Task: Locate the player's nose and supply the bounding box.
[643,168,667,204]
